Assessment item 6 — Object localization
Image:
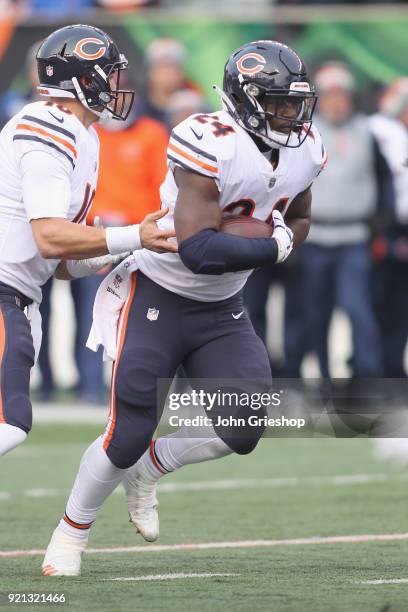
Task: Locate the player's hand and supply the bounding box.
[272,210,294,263]
[140,208,178,254]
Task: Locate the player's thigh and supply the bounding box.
[185,318,271,380]
[184,324,271,455]
[114,275,184,410]
[0,302,35,432]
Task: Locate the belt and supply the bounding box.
[0,282,33,311]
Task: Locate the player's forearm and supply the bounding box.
[31,218,141,260]
[32,218,108,259]
[179,228,279,275]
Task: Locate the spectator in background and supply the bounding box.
[301,62,394,379]
[69,101,168,403]
[369,79,408,378]
[166,88,208,129]
[136,38,200,128]
[244,254,306,378]
[0,41,40,129]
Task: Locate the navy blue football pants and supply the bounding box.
[0,283,35,433]
[103,272,272,469]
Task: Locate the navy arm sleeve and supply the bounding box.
[179,228,279,275]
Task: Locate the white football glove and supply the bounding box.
[66,217,130,279]
[272,210,294,263]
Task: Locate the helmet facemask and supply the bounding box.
[72,55,135,121]
[244,83,317,148]
[216,79,317,149]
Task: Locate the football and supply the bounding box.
[221,214,274,238]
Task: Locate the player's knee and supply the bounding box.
[6,393,32,433]
[219,434,261,456]
[106,438,150,470]
[105,415,156,469]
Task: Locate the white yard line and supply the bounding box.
[106,573,240,582]
[0,472,404,503]
[360,578,408,585]
[3,532,408,558]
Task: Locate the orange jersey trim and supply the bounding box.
[0,309,5,423]
[103,272,137,451]
[16,123,78,158]
[168,143,218,174]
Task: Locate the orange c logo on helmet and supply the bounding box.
[74,38,106,60]
[236,52,266,75]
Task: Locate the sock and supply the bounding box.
[137,426,233,483]
[0,423,27,456]
[58,436,126,539]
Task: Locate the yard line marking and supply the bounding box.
[158,473,400,492]
[0,472,405,502]
[105,572,240,582]
[360,578,408,585]
[25,488,61,498]
[3,532,408,558]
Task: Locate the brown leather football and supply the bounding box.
[221,214,273,238]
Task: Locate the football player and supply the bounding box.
[0,24,176,458]
[43,40,326,575]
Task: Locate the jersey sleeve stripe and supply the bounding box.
[13,135,75,169]
[170,132,217,162]
[16,123,77,158]
[22,115,76,142]
[168,154,213,178]
[168,143,218,174]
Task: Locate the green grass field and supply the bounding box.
[2,424,408,611]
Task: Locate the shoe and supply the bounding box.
[42,527,88,577]
[124,459,159,542]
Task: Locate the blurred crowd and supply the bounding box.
[0,35,407,404]
[2,0,406,16]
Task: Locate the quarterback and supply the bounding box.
[43,40,326,576]
[0,24,176,458]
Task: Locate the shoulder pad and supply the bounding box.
[13,101,79,169]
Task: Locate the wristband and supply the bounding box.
[105,225,141,255]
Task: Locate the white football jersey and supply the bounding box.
[136,110,326,301]
[0,100,99,302]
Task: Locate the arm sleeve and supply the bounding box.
[20,150,71,220]
[179,228,279,275]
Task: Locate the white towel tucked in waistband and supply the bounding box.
[25,301,42,363]
[86,253,139,362]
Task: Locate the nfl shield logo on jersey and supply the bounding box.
[46,65,54,77]
[147,307,159,321]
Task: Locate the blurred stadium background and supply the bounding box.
[1,2,408,610]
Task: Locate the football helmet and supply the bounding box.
[216,40,317,148]
[36,24,134,121]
